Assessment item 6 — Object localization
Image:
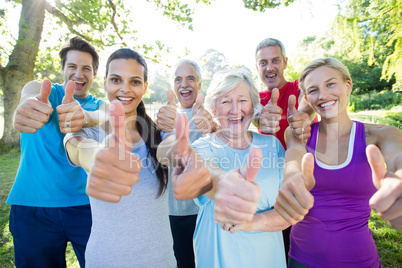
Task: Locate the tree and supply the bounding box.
[0,0,300,148]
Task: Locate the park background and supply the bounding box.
[0,0,401,267]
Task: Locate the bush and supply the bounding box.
[349,91,402,112]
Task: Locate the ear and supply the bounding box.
[283,57,288,69]
[144,81,149,93]
[93,71,97,79]
[346,80,353,95]
[104,76,107,91]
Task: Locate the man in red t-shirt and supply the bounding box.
[253,38,315,149]
[253,38,316,264]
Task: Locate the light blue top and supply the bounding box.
[192,132,287,268]
[7,83,104,207]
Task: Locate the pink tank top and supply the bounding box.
[289,121,381,268]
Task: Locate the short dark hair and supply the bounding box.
[59,36,99,74]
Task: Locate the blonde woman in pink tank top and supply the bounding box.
[274,57,402,268]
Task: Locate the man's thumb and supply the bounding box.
[366,144,387,189]
[167,89,176,106]
[302,153,315,191]
[192,93,204,115]
[240,147,262,182]
[288,94,297,116]
[268,88,279,106]
[62,80,75,104]
[40,79,52,104]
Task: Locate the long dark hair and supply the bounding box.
[105,48,168,197]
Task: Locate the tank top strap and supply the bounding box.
[352,121,367,156]
[305,122,320,154]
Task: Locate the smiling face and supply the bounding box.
[213,81,254,138]
[61,50,96,99]
[304,66,352,120]
[173,64,201,109]
[104,58,148,117]
[255,45,288,91]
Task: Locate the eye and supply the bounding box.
[327,82,335,87]
[110,77,119,83]
[132,80,142,85]
[308,88,318,94]
[259,61,266,67]
[175,78,181,83]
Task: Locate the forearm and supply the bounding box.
[66,137,101,172]
[156,134,176,166]
[84,103,109,128]
[251,209,290,232]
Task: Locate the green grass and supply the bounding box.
[0,148,79,268]
[349,106,402,130]
[0,110,401,267]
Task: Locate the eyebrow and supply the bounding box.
[175,75,196,79]
[109,74,143,80]
[306,77,337,90]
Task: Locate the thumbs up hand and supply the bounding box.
[367,144,402,229]
[275,153,316,225]
[192,93,216,135]
[169,113,212,200]
[156,89,178,132]
[214,147,262,225]
[86,100,142,203]
[14,79,54,133]
[260,88,282,134]
[56,80,88,133]
[287,95,311,141]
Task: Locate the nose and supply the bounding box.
[75,68,84,78]
[230,101,240,114]
[266,61,274,72]
[181,78,189,88]
[318,87,330,100]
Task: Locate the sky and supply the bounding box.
[2,0,340,77]
[128,0,340,71]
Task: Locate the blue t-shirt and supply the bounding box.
[192,132,287,268]
[7,83,105,207]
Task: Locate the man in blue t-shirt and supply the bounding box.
[8,36,107,268]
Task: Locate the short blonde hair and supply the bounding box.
[299,57,352,95]
[205,68,261,115]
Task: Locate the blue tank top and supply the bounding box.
[290,121,381,268]
[7,83,104,207]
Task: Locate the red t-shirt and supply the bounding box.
[258,80,300,149]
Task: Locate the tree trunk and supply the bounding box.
[0,0,46,148]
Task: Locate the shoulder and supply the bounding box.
[285,80,300,94]
[252,132,285,153]
[364,123,402,145]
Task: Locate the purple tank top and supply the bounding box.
[289,121,381,268]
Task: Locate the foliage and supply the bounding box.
[349,106,402,129]
[288,0,401,93]
[242,0,295,11]
[349,90,402,111]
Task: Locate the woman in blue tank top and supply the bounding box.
[274,57,402,268]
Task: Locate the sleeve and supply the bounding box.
[276,137,285,187]
[191,137,219,165]
[63,126,106,166]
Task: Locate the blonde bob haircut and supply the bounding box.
[299,57,353,95]
[205,68,261,116]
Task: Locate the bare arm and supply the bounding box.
[222,209,290,234]
[65,136,102,172]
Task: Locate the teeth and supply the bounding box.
[320,101,335,108]
[267,74,275,78]
[229,117,242,121]
[180,90,191,94]
[117,97,134,101]
[179,88,193,94]
[75,81,85,84]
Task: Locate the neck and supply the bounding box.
[216,129,252,150]
[319,115,353,139]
